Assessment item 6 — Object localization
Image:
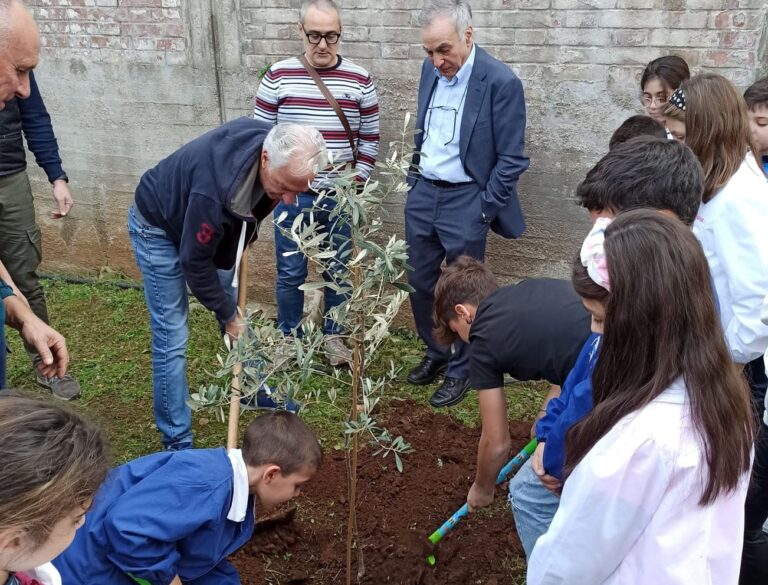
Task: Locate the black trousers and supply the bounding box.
[741,357,768,585]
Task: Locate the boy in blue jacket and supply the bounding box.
[129,119,327,450]
[508,135,706,558]
[53,411,321,585]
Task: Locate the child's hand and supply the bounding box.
[531,443,563,495]
[467,481,495,512]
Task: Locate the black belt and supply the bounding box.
[421,177,475,189]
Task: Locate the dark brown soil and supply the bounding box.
[231,399,531,584]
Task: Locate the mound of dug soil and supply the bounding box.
[232,399,531,584]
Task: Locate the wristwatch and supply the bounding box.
[52,173,69,184]
[482,211,491,224]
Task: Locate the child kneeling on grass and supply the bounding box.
[53,411,321,585]
[527,210,754,585]
[0,395,110,585]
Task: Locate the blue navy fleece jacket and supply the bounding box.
[534,333,601,480]
[134,118,277,323]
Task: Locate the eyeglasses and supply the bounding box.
[425,105,460,146]
[304,31,341,45]
[640,94,669,107]
[424,83,470,146]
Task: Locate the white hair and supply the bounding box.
[299,0,340,25]
[418,0,473,38]
[0,0,16,50]
[263,123,328,176]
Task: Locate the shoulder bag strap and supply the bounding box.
[298,54,358,167]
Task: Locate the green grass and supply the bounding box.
[5,279,548,464]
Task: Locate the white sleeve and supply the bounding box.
[527,435,668,585]
[713,193,768,364]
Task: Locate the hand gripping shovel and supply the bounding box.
[426,438,538,566]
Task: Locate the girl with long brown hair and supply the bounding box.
[0,395,109,585]
[684,73,768,374]
[683,73,768,584]
[527,211,754,585]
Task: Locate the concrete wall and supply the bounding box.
[27,0,768,309]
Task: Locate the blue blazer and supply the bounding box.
[54,448,254,585]
[410,45,529,239]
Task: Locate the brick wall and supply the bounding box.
[31,0,186,63]
[24,0,768,309]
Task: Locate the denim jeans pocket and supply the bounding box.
[128,207,167,240]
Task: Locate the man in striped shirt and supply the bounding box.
[254,0,379,367]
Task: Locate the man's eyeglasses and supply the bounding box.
[424,83,470,146]
[425,105,460,146]
[640,94,669,107]
[304,31,341,45]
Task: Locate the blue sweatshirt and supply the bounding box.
[54,448,254,585]
[535,333,601,480]
[134,117,278,322]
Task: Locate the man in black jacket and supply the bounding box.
[129,118,327,450]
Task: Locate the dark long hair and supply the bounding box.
[565,210,754,505]
[641,55,690,93]
[683,73,761,202]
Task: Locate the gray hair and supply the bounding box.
[418,0,473,38]
[263,123,328,176]
[299,0,340,25]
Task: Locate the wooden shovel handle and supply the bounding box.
[227,247,250,450]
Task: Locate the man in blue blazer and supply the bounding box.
[406,0,529,408]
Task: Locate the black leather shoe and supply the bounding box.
[407,357,447,385]
[429,377,471,408]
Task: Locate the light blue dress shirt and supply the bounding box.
[420,44,476,183]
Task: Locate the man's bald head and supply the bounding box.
[0,0,40,109]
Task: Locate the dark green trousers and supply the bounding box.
[0,171,49,359]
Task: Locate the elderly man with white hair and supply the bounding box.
[406,0,529,408]
[0,0,71,391]
[0,0,38,108]
[129,118,327,451]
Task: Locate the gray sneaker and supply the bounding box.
[36,371,82,401]
[324,335,353,367]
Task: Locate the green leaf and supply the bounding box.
[392,281,415,293]
[298,281,327,291]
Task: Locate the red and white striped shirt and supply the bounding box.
[253,56,380,187]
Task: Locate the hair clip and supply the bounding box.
[580,217,612,291]
[669,88,685,111]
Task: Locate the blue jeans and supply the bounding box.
[128,207,235,448]
[273,192,351,336]
[508,458,561,559]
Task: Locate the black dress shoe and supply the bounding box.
[407,357,447,385]
[429,377,471,408]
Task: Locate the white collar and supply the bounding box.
[23,564,62,585]
[655,377,687,405]
[226,449,250,522]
